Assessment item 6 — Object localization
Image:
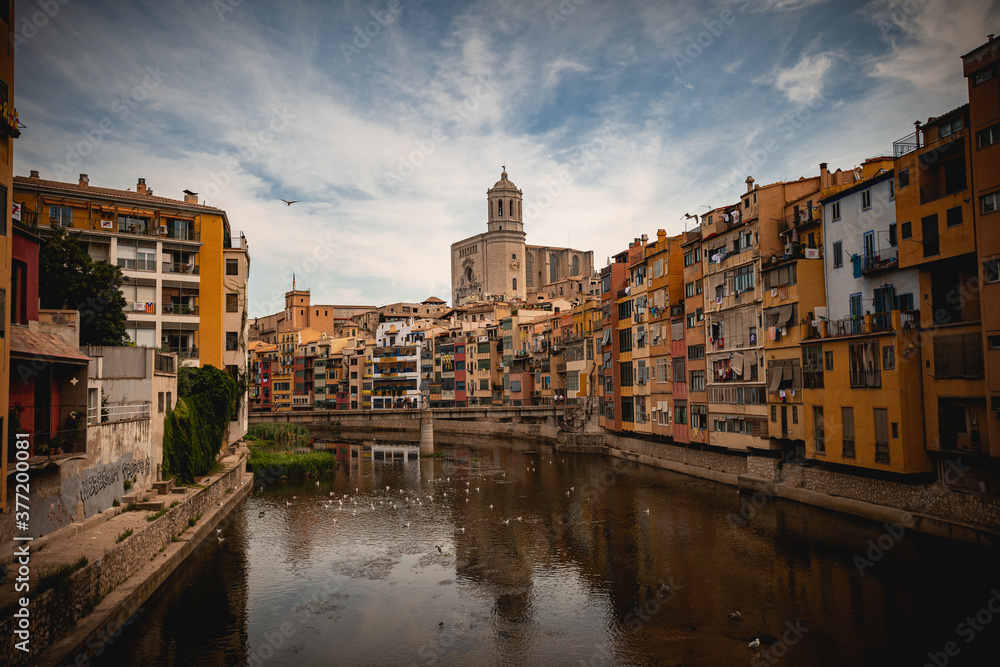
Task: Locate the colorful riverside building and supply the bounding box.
[680,226,708,445]
[13,173,247,371]
[807,161,930,473]
[893,103,989,463]
[646,230,684,441]
[964,35,1000,458]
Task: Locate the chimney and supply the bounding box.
[30,170,39,179]
[137,178,147,195]
[79,174,89,187]
[745,176,755,193]
[819,162,829,188]
[183,189,199,204]
[989,34,995,41]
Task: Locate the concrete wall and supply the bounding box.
[0,457,248,666]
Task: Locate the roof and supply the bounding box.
[422,296,446,304]
[820,169,893,204]
[489,169,520,193]
[11,327,90,363]
[14,175,226,214]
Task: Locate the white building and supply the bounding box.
[822,168,919,330]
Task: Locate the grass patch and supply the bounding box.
[36,556,88,596]
[116,528,133,543]
[170,500,179,508]
[171,535,182,542]
[112,498,120,507]
[123,503,139,512]
[188,517,197,528]
[248,449,337,481]
[247,423,309,449]
[146,508,168,522]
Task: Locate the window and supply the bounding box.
[830,240,842,268]
[933,333,983,378]
[938,117,963,138]
[982,192,1000,215]
[946,206,963,227]
[888,178,894,200]
[226,332,238,351]
[814,406,825,454]
[985,260,1000,284]
[978,123,1000,149]
[684,251,694,267]
[686,313,696,328]
[901,221,912,239]
[732,264,754,293]
[803,345,824,388]
[690,404,707,429]
[685,282,695,298]
[226,258,239,275]
[158,392,165,413]
[696,279,703,294]
[841,407,855,459]
[792,406,798,424]
[974,68,995,86]
[898,169,909,188]
[690,370,705,392]
[831,201,841,221]
[674,355,685,377]
[687,345,705,360]
[620,361,633,387]
[696,307,704,322]
[0,184,6,236]
[226,293,239,312]
[618,329,632,353]
[922,214,939,257]
[653,259,663,278]
[674,400,687,425]
[883,345,895,370]
[49,205,74,227]
[771,405,777,422]
[825,350,833,371]
[861,190,872,210]
[874,408,890,464]
[849,340,881,388]
[888,223,897,247]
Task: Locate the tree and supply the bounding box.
[39,225,130,346]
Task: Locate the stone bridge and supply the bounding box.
[247,406,585,446]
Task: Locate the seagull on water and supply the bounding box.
[748,638,760,649]
[729,611,741,621]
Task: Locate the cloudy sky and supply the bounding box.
[12,0,996,316]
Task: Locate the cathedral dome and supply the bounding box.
[490,169,520,193]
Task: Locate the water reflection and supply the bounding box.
[95,440,1000,666]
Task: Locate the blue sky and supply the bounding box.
[12,0,997,316]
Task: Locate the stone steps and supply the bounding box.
[136,500,165,511]
[152,480,175,495]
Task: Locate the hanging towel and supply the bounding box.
[768,327,777,341]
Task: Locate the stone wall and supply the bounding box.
[780,463,1000,531]
[0,457,247,666]
[602,433,748,476]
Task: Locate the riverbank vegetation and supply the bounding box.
[246,423,335,481]
[162,366,240,483]
[246,423,310,450]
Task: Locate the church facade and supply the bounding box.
[450,170,595,307]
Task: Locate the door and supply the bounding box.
[849,293,863,335]
[863,231,875,268]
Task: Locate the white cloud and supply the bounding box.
[770,52,836,104]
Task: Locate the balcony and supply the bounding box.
[87,402,151,425]
[861,246,898,276]
[161,345,198,358]
[163,303,199,316]
[919,170,967,204]
[117,257,157,272]
[893,130,920,157]
[163,261,200,275]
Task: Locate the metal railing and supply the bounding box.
[163,303,198,315]
[163,261,200,274]
[117,258,157,271]
[88,402,151,425]
[919,170,967,204]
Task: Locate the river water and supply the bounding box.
[93,440,1000,666]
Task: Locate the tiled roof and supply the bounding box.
[13,176,225,213]
[11,327,90,363]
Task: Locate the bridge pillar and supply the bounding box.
[419,410,434,455]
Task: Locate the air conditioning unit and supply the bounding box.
[158,225,168,235]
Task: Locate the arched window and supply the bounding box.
[509,199,514,218]
[512,253,516,260]
[526,254,533,286]
[513,278,517,291]
[572,255,580,276]
[498,200,503,217]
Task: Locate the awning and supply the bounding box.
[778,305,794,327]
[601,329,611,346]
[11,327,90,364]
[732,352,744,375]
[768,367,783,392]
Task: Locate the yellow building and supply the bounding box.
[12,173,244,372]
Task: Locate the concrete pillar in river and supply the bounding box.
[419,410,434,456]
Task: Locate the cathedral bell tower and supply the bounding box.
[487,169,523,233]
